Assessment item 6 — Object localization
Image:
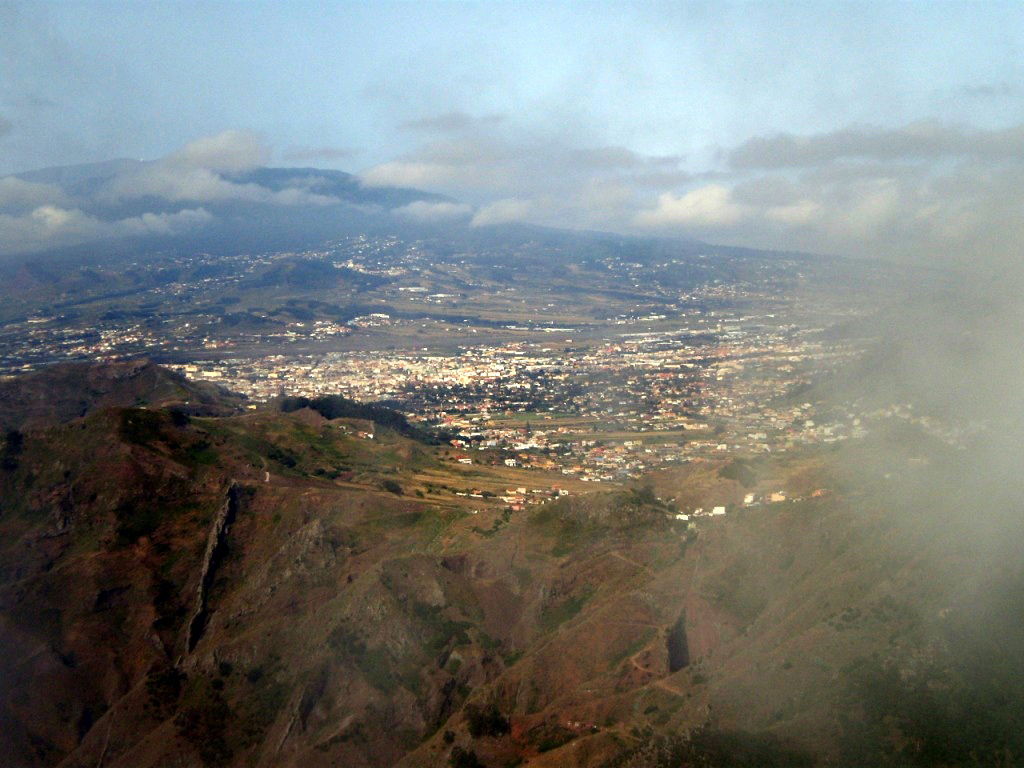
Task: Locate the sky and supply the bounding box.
[2,0,1024,262]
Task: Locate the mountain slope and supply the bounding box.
[1,364,1021,768]
[0,359,242,430]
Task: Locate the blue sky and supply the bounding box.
[2,1,1024,261]
[4,1,1023,173]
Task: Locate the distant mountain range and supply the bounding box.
[16,161,451,214]
[2,160,459,260]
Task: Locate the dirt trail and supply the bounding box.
[608,549,654,575]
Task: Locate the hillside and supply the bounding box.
[0,359,243,430]
[1,364,1022,768]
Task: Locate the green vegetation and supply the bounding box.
[1,428,23,470]
[114,500,165,543]
[236,662,288,748]
[610,628,655,668]
[838,650,1024,767]
[539,587,594,632]
[530,720,578,752]
[449,746,485,768]
[181,439,219,466]
[266,444,298,468]
[327,624,402,694]
[465,702,510,738]
[412,601,472,652]
[279,394,453,444]
[718,458,757,488]
[174,675,233,767]
[145,665,184,717]
[118,408,166,445]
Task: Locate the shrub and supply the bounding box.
[465,703,510,738]
[174,675,233,767]
[449,746,485,768]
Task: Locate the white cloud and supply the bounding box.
[360,133,687,207]
[634,185,748,229]
[360,160,483,190]
[764,199,822,226]
[101,132,338,206]
[0,205,211,255]
[394,200,472,222]
[118,207,213,236]
[0,176,67,210]
[470,198,535,227]
[172,130,268,172]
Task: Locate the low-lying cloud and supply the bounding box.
[171,130,268,172]
[0,177,68,211]
[361,117,1024,268]
[0,205,210,255]
[7,120,1024,268]
[0,131,346,255]
[634,123,1024,268]
[394,200,472,223]
[101,131,338,207]
[361,129,688,232]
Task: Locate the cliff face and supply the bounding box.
[1,366,1022,768]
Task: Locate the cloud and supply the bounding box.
[0,205,211,255]
[118,207,213,236]
[763,198,822,226]
[103,164,337,205]
[0,177,67,211]
[101,132,338,206]
[0,115,11,137]
[394,200,472,222]
[0,130,357,253]
[360,159,491,190]
[633,141,1024,266]
[399,112,505,132]
[361,131,688,195]
[360,127,690,232]
[171,130,268,172]
[729,121,1024,169]
[470,198,536,227]
[634,185,748,229]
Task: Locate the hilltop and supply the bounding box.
[1,363,1022,768]
[0,359,243,430]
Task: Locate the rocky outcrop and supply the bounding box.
[185,482,239,653]
[666,613,690,672]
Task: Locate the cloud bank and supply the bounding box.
[359,115,1024,269]
[6,119,1024,270]
[0,131,346,255]
[634,122,1024,268]
[0,205,211,255]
